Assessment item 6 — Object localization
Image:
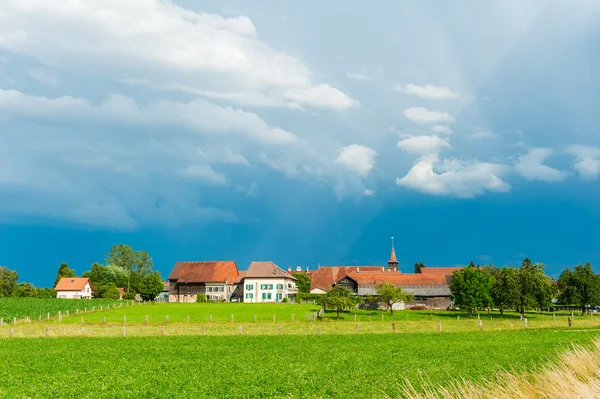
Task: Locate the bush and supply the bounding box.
[123,292,136,300]
[282,297,289,303]
[196,294,207,303]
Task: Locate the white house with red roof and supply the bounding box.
[243,261,297,303]
[54,278,93,299]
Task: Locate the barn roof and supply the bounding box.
[310,266,386,291]
[245,262,296,280]
[420,267,462,275]
[54,278,92,291]
[168,261,239,284]
[346,272,450,286]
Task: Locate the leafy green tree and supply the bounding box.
[138,273,164,301]
[13,282,36,297]
[102,283,121,300]
[375,282,414,315]
[105,244,153,291]
[414,262,425,274]
[292,272,311,293]
[321,286,359,319]
[450,265,493,317]
[54,262,77,287]
[0,266,19,297]
[558,263,600,315]
[36,288,56,298]
[516,258,552,316]
[134,251,154,277]
[491,267,520,315]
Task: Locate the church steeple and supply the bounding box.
[388,236,399,272]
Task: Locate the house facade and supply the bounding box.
[54,278,93,299]
[168,261,240,302]
[243,262,298,303]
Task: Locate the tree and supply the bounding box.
[138,273,164,301]
[491,267,520,315]
[0,266,19,297]
[102,284,120,300]
[105,244,136,291]
[292,272,311,293]
[375,282,413,315]
[13,282,37,297]
[36,288,56,298]
[321,286,359,319]
[516,258,552,317]
[134,251,154,277]
[449,265,493,317]
[54,262,76,287]
[558,263,600,315]
[414,262,425,274]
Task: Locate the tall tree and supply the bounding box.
[0,266,19,297]
[491,267,520,315]
[105,244,136,291]
[321,286,360,319]
[414,262,425,274]
[516,258,552,317]
[13,282,36,297]
[134,250,154,277]
[375,282,413,315]
[292,272,311,293]
[450,265,493,317]
[54,262,77,287]
[138,273,164,301]
[558,263,600,315]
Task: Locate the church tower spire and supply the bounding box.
[388,236,399,272]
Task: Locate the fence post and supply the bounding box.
[14,317,17,325]
[292,314,294,322]
[392,323,396,332]
[76,309,79,316]
[102,316,105,324]
[45,327,49,337]
[145,315,149,324]
[58,313,62,323]
[187,315,191,323]
[81,317,84,324]
[438,321,442,333]
[238,326,243,335]
[0,318,3,326]
[478,320,483,330]
[278,325,282,335]
[254,314,257,323]
[10,327,13,337]
[81,326,85,336]
[122,326,126,337]
[66,310,69,317]
[457,316,459,321]
[354,314,357,322]
[209,315,212,323]
[568,317,572,327]
[553,312,556,321]
[381,314,384,321]
[47,313,50,320]
[201,326,205,336]
[273,314,276,322]
[318,326,321,335]
[355,323,359,333]
[166,315,169,323]
[524,318,528,329]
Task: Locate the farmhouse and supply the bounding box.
[309,245,458,309]
[243,261,298,303]
[168,261,240,302]
[54,277,93,299]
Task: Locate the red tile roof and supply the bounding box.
[234,271,246,284]
[310,266,385,291]
[421,267,462,275]
[245,262,296,279]
[54,278,92,291]
[168,261,239,284]
[346,272,449,286]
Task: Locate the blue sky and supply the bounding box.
[1,0,599,286]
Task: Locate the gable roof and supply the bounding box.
[345,272,450,286]
[420,267,462,275]
[168,261,239,284]
[310,266,385,291]
[245,262,296,279]
[54,278,92,291]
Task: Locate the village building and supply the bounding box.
[242,261,298,303]
[309,240,459,310]
[168,261,240,302]
[54,277,93,299]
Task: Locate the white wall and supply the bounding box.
[56,282,92,299]
[243,277,297,303]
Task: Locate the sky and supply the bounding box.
[1,0,599,287]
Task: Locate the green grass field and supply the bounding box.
[1,330,598,399]
[0,297,124,320]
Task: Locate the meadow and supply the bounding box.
[0,297,124,320]
[0,330,598,399]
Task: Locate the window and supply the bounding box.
[277,284,283,290]
[245,284,253,290]
[245,293,254,299]
[267,293,272,299]
[262,293,266,300]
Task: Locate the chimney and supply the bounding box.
[288,266,292,272]
[382,267,385,272]
[296,266,301,272]
[306,266,309,273]
[357,267,360,273]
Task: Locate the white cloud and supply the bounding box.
[394,84,458,99]
[397,135,451,155]
[181,165,228,185]
[566,145,600,180]
[514,148,569,182]
[363,189,375,196]
[28,67,58,86]
[470,131,497,140]
[335,144,378,177]
[0,0,355,111]
[397,155,511,198]
[403,107,455,124]
[347,72,373,82]
[0,89,297,144]
[431,125,453,135]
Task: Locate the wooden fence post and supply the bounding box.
[66,310,69,317]
[10,327,13,337]
[254,314,257,323]
[273,314,276,322]
[354,314,357,322]
[161,327,165,335]
[45,327,49,337]
[145,315,148,324]
[355,323,359,333]
[122,326,126,337]
[524,318,528,329]
[76,309,79,315]
[438,321,442,333]
[278,325,282,335]
[201,326,205,336]
[81,326,84,336]
[187,315,191,323]
[238,326,243,335]
[553,312,556,321]
[568,317,572,327]
[392,323,396,332]
[292,314,294,322]
[209,315,212,323]
[478,320,483,330]
[429,313,432,320]
[166,315,169,323]
[457,315,459,321]
[381,314,384,321]
[102,316,105,324]
[47,313,50,320]
[318,326,321,335]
